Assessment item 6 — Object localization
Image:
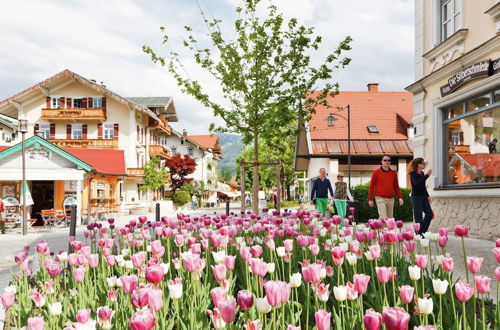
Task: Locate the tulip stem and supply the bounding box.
[473,282,477,330]
[481,295,485,330]
[306,282,310,330]
[460,237,469,283]
[439,294,442,329]
[390,244,396,306]
[448,272,456,320]
[462,301,467,329]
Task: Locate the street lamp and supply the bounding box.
[18,119,28,236]
[326,105,351,189]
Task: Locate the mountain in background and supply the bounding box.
[218,133,243,176]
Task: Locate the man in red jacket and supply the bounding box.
[368,155,403,218]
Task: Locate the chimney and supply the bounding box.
[367,83,379,92]
[182,129,187,137]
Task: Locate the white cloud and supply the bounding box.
[0,0,414,134]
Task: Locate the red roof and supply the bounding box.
[0,146,8,152]
[307,90,413,140]
[311,139,412,156]
[188,134,221,152]
[64,148,126,175]
[458,153,500,177]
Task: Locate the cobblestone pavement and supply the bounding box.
[0,213,498,326]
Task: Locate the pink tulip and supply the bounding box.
[330,246,346,259]
[302,263,322,283]
[309,244,320,256]
[219,298,237,323]
[415,255,428,269]
[183,253,202,272]
[131,288,149,309]
[36,240,49,254]
[237,290,254,310]
[120,275,138,295]
[27,316,44,330]
[87,254,99,268]
[250,245,263,257]
[466,256,483,274]
[382,307,410,330]
[150,240,165,257]
[442,257,454,272]
[474,275,490,294]
[105,255,115,266]
[264,280,291,307]
[240,246,251,262]
[212,264,228,282]
[131,251,147,268]
[414,326,437,330]
[244,320,262,330]
[315,283,330,302]
[413,223,420,232]
[73,267,86,283]
[455,281,474,302]
[376,267,391,283]
[249,258,268,277]
[437,236,448,248]
[369,245,381,259]
[454,225,469,237]
[287,325,300,330]
[363,308,383,330]
[496,239,500,248]
[207,307,225,329]
[29,288,46,307]
[283,239,293,252]
[438,228,448,236]
[1,292,15,308]
[496,267,500,281]
[76,309,91,324]
[383,230,398,244]
[399,285,414,304]
[353,274,370,294]
[223,256,236,270]
[44,260,63,277]
[315,309,331,330]
[97,306,115,329]
[346,282,358,300]
[129,308,156,330]
[493,248,500,263]
[174,234,184,247]
[145,265,164,284]
[210,286,228,308]
[403,241,416,253]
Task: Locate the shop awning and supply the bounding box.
[64,148,126,176]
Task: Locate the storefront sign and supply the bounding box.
[492,57,500,76]
[440,60,491,97]
[27,147,51,161]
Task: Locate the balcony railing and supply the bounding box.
[47,138,118,149]
[127,168,144,177]
[41,108,107,121]
[449,144,470,154]
[151,120,171,135]
[149,144,172,159]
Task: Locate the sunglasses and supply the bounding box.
[383,159,391,162]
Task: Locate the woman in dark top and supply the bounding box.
[408,157,433,235]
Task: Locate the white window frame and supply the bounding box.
[188,147,194,156]
[451,131,460,145]
[72,98,83,109]
[103,123,114,139]
[51,97,60,109]
[72,124,83,140]
[441,0,461,41]
[171,146,177,154]
[39,123,51,139]
[93,97,102,108]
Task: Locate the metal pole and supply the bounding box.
[276,160,281,212]
[240,161,245,213]
[155,202,160,222]
[347,104,351,190]
[225,199,230,216]
[21,132,27,236]
[68,205,77,253]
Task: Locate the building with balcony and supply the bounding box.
[0,69,178,221]
[406,0,500,239]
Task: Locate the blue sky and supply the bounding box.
[0,0,414,134]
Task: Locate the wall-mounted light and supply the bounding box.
[326,113,336,127]
[18,119,28,133]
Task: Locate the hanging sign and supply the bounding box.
[27,147,51,161]
[440,60,491,97]
[492,57,500,76]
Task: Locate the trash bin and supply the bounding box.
[347,200,360,222]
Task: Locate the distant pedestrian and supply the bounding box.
[408,157,433,235]
[488,138,497,154]
[258,188,267,213]
[331,172,354,227]
[191,195,198,210]
[310,168,334,217]
[368,155,403,218]
[0,199,5,234]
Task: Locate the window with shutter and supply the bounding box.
[81,98,88,109]
[50,124,55,139]
[45,97,51,108]
[60,97,65,108]
[102,97,106,109]
[98,123,103,139]
[66,125,72,139]
[82,124,88,139]
[72,124,83,139]
[66,98,72,109]
[103,123,114,139]
[34,124,39,136]
[113,123,119,139]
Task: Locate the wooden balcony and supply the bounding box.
[48,138,118,149]
[127,168,144,177]
[449,144,470,154]
[149,144,172,159]
[150,119,171,135]
[41,108,107,121]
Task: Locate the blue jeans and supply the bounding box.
[411,196,432,235]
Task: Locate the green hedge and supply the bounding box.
[173,190,191,206]
[266,200,299,209]
[351,183,413,222]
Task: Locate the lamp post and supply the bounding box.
[18,119,28,236]
[326,104,351,189]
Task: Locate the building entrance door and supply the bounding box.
[31,181,54,225]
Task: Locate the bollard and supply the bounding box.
[155,202,160,222]
[68,205,77,254]
[226,200,230,216]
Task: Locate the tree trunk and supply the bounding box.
[252,133,259,214]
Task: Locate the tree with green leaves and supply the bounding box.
[141,156,168,200]
[144,0,352,213]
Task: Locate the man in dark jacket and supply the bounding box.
[310,168,334,217]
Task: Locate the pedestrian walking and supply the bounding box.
[191,194,198,210]
[408,157,433,235]
[0,199,5,234]
[331,172,354,227]
[368,155,403,218]
[310,168,334,217]
[258,188,267,212]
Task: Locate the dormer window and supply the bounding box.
[367,125,379,133]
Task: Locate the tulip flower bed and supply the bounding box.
[1,211,499,329]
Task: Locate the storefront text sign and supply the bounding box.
[440,60,491,97]
[27,147,51,161]
[492,57,500,76]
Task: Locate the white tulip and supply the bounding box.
[267,263,275,274]
[339,242,348,251]
[4,285,16,294]
[364,251,374,261]
[146,245,152,252]
[256,297,271,313]
[160,263,170,274]
[346,253,357,266]
[290,273,302,288]
[121,249,130,257]
[434,255,444,265]
[356,224,365,231]
[168,283,183,299]
[115,255,124,263]
[276,247,286,257]
[320,228,327,237]
[408,265,421,281]
[212,251,226,264]
[414,235,422,242]
[320,267,326,280]
[417,297,433,315]
[75,320,97,329]
[333,286,347,302]
[432,279,449,295]
[48,302,62,316]
[106,276,118,288]
[57,252,68,262]
[124,260,134,270]
[423,232,432,240]
[420,239,430,248]
[344,235,353,243]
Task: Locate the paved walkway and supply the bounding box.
[0,211,497,326]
